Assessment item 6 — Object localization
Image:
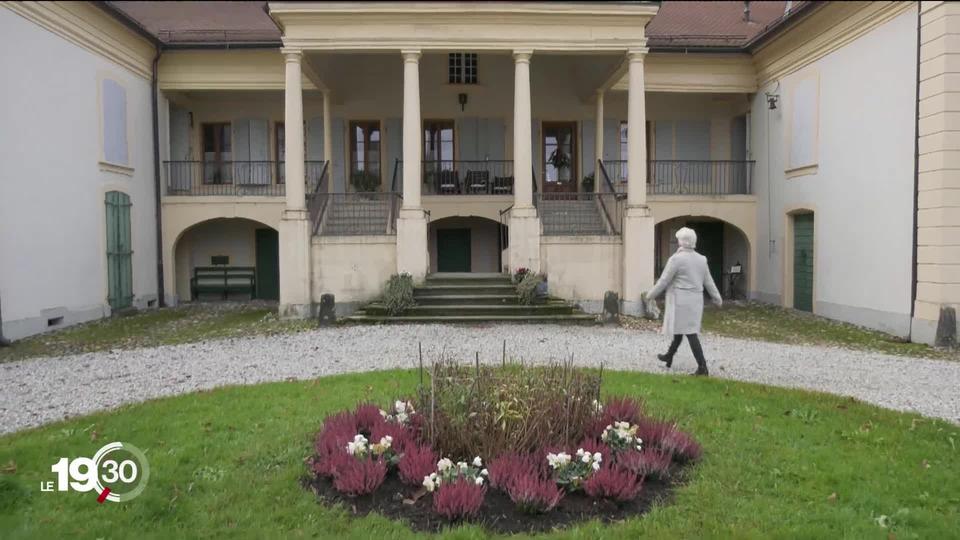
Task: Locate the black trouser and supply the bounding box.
[664,334,707,371]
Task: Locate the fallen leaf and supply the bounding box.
[827,492,837,503]
[921,459,930,469]
[1,460,16,474]
[90,430,99,442]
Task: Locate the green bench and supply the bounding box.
[191,266,256,300]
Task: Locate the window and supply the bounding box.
[275,122,285,184]
[424,120,455,163]
[101,79,128,167]
[202,122,232,184]
[788,74,819,172]
[350,121,382,190]
[617,121,653,182]
[448,53,478,84]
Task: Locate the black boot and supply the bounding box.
[687,334,709,376]
[658,335,683,368]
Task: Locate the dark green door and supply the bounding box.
[437,229,471,272]
[793,213,814,312]
[105,191,133,311]
[687,221,724,290]
[255,228,279,300]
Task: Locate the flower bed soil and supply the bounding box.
[305,469,682,534]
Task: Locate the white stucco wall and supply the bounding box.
[0,8,158,340]
[311,236,397,313]
[540,236,622,313]
[751,9,917,336]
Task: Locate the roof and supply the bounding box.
[105,0,815,50]
[646,1,807,49]
[107,1,282,46]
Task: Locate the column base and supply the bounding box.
[508,209,541,273]
[622,205,655,311]
[278,213,313,319]
[397,208,428,281]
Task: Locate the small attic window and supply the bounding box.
[448,53,478,84]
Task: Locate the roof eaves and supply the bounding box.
[94,1,163,48]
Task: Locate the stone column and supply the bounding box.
[322,90,333,192]
[396,50,428,280]
[278,48,313,318]
[621,48,654,315]
[508,49,541,273]
[595,89,604,193]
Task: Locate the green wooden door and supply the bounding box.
[793,213,814,312]
[687,221,724,290]
[105,191,133,311]
[437,229,471,272]
[255,228,279,300]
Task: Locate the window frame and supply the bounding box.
[349,120,383,189]
[201,122,233,185]
[448,52,478,85]
[98,75,133,175]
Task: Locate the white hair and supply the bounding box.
[676,227,697,249]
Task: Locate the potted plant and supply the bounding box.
[350,170,381,193]
[548,149,572,181]
[581,173,595,193]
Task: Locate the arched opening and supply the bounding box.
[428,216,505,274]
[173,218,279,302]
[655,216,751,300]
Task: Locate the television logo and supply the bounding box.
[41,442,150,503]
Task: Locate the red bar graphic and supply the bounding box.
[97,487,111,503]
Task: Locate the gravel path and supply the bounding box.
[2,324,958,435]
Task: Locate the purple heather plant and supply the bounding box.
[487,452,542,492]
[601,397,644,426]
[398,445,438,487]
[432,479,486,521]
[354,403,385,433]
[506,472,564,514]
[618,448,672,480]
[583,464,642,502]
[659,427,703,463]
[332,456,387,497]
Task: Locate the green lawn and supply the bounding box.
[1,370,957,538]
[0,304,313,364]
[627,302,953,360]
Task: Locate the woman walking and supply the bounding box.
[646,227,722,376]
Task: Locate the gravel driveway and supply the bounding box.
[2,324,958,435]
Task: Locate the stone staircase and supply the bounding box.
[320,198,392,236]
[345,273,597,324]
[538,197,608,235]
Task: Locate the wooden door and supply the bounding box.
[793,213,814,312]
[437,229,472,273]
[105,191,133,311]
[542,122,578,193]
[255,228,279,300]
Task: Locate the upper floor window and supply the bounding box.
[787,73,819,173]
[101,79,128,167]
[448,53,478,84]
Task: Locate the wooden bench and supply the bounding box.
[191,266,256,300]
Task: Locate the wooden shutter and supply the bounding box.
[105,191,133,311]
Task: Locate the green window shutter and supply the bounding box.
[793,213,814,312]
[105,191,134,310]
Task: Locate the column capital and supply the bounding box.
[401,49,422,62]
[626,47,649,62]
[596,88,605,98]
[281,47,303,63]
[513,49,533,62]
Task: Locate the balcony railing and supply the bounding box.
[600,160,755,196]
[390,160,516,195]
[163,160,327,196]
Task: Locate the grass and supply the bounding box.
[0,370,958,539]
[626,302,954,360]
[0,304,313,364]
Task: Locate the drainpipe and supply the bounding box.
[0,293,11,347]
[911,3,920,322]
[151,48,166,308]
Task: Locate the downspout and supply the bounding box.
[151,48,166,307]
[0,293,11,347]
[910,2,920,322]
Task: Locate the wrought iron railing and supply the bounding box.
[414,160,515,195]
[312,192,400,236]
[163,160,327,196]
[599,160,755,195]
[306,161,331,234]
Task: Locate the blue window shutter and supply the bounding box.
[385,118,402,190]
[460,117,479,161]
[675,120,710,160]
[531,118,539,183]
[307,117,324,160]
[485,118,505,161]
[602,118,618,161]
[102,79,128,165]
[170,106,191,161]
[655,121,673,160]
[581,119,596,175]
[331,117,346,192]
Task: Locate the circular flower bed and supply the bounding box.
[305,362,701,534]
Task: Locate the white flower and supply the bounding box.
[473,456,483,468]
[581,453,591,464]
[395,412,408,424]
[437,458,453,472]
[423,475,436,492]
[593,399,603,412]
[592,461,601,471]
[480,468,488,477]
[474,476,484,486]
[379,409,389,418]
[395,400,407,413]
[593,452,602,463]
[546,452,571,469]
[458,461,469,471]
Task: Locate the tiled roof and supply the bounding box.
[106,1,813,49]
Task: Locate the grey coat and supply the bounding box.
[647,248,722,335]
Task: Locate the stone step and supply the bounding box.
[424,273,512,286]
[414,284,518,296]
[343,313,598,324]
[414,294,519,305]
[362,303,576,317]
